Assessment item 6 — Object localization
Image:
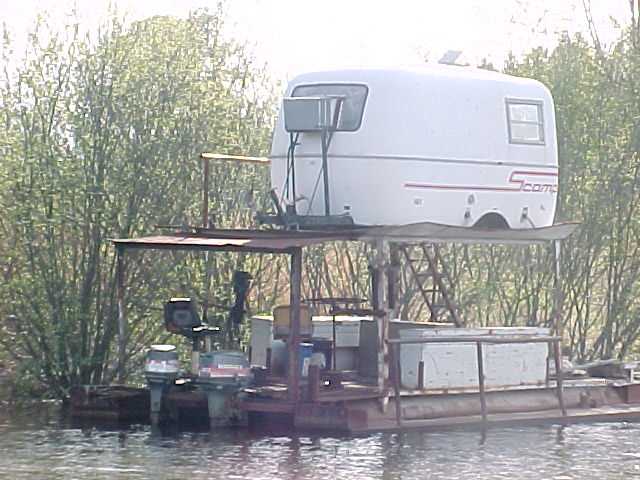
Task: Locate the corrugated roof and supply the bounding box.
[112,232,351,253]
[363,221,579,244]
[112,222,579,253]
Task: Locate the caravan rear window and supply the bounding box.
[292,83,368,131]
[506,99,544,145]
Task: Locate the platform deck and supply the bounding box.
[363,403,640,432]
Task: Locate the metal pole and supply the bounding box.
[288,248,303,403]
[332,312,337,371]
[372,239,390,411]
[392,343,402,427]
[554,339,567,417]
[321,128,330,216]
[553,240,563,338]
[388,243,400,316]
[202,157,210,228]
[418,361,425,390]
[116,247,127,383]
[476,341,488,424]
[552,240,567,418]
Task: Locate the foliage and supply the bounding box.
[5,5,640,399]
[0,7,276,397]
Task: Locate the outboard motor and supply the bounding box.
[144,344,179,425]
[197,350,252,427]
[145,274,253,428]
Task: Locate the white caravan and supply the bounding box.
[270,66,558,229]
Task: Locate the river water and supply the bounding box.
[1,403,639,480]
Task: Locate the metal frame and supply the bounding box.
[111,147,575,413]
[387,334,567,427]
[114,238,305,403]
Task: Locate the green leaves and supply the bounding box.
[0,8,276,396]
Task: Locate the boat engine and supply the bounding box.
[144,344,180,425]
[143,272,253,427]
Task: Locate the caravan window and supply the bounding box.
[506,99,544,145]
[292,83,368,131]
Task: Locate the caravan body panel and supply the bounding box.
[270,66,558,228]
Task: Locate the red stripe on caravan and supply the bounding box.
[404,183,519,192]
[404,170,558,193]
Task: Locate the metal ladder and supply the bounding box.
[399,243,462,327]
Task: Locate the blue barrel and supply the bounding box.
[299,343,313,377]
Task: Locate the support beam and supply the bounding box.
[476,341,488,424]
[552,240,563,338]
[554,339,567,417]
[371,239,390,410]
[202,157,210,228]
[552,240,566,418]
[392,343,402,427]
[287,247,303,403]
[321,129,331,216]
[418,361,425,390]
[116,247,127,383]
[388,243,400,316]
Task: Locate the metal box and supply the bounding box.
[283,97,329,132]
[399,327,550,390]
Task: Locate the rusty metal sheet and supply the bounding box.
[112,232,344,254]
[113,221,580,254]
[362,221,580,244]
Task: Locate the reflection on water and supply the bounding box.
[0,403,638,479]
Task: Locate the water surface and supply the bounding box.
[0,403,637,479]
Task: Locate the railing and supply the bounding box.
[387,335,566,427]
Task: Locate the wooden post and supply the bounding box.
[116,247,127,383]
[308,364,321,402]
[265,347,272,372]
[554,339,567,417]
[392,342,402,427]
[288,248,303,403]
[202,156,210,228]
[476,341,487,424]
[418,361,425,390]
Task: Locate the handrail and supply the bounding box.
[387,335,560,345]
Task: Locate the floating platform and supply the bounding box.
[241,377,640,433]
[69,379,640,433]
[69,385,150,421]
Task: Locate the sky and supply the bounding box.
[0,0,633,82]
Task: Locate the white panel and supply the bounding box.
[250,316,273,366]
[334,348,357,370]
[399,327,549,390]
[271,67,559,229]
[311,318,363,347]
